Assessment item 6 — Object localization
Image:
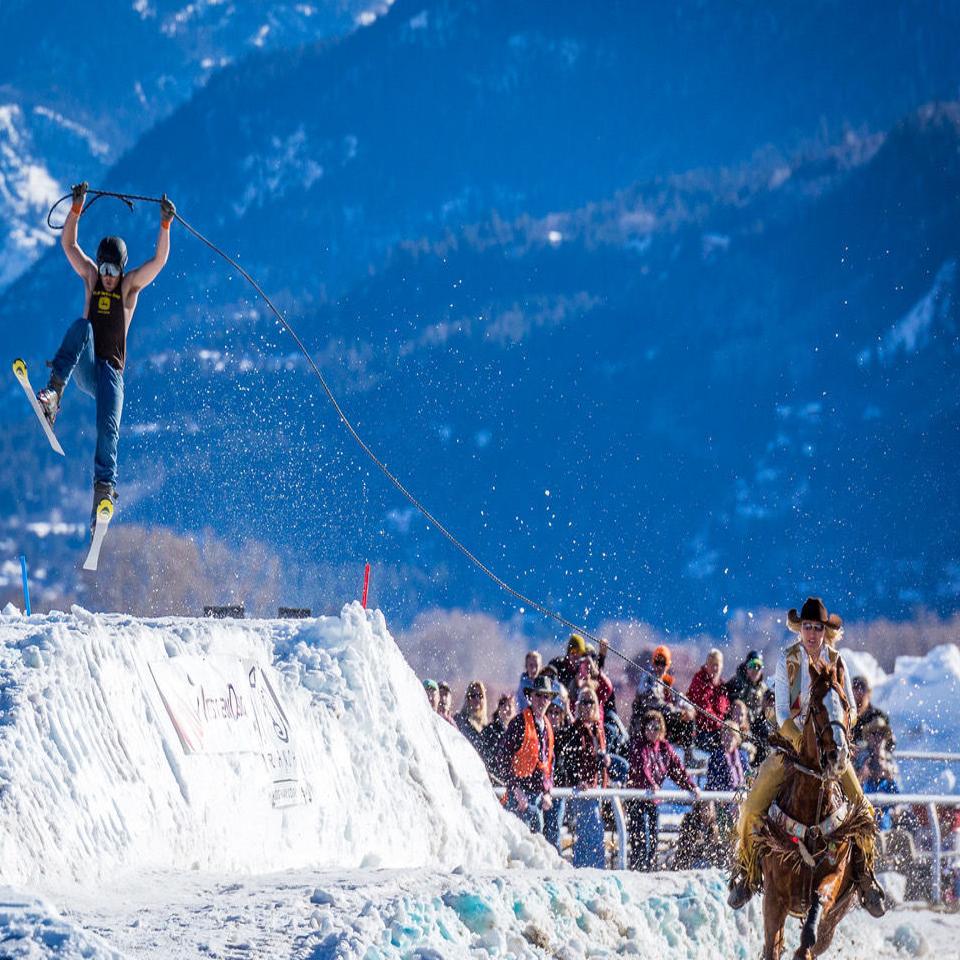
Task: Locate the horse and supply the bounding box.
[755,660,877,960]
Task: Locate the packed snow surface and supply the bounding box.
[5,869,958,959]
[1,605,958,957]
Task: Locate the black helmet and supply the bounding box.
[96,236,128,270]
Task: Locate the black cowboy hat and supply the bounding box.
[530,674,555,696]
[787,597,843,634]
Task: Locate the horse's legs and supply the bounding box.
[812,886,857,957]
[791,894,821,960]
[762,891,788,960]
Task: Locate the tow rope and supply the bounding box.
[46,188,756,748]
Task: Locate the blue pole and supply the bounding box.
[20,555,31,616]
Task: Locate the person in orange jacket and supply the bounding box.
[502,674,555,833]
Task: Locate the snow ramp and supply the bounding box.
[0,602,551,888]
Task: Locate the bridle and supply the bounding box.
[778,680,850,784]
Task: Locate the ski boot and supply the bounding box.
[37,374,65,427]
[851,843,886,917]
[90,482,117,536]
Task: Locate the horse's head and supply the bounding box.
[804,660,851,779]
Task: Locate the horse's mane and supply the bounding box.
[807,655,850,718]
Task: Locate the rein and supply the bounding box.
[790,689,849,901]
[771,746,833,783]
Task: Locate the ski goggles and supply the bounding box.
[98,261,122,278]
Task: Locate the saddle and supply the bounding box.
[767,801,850,868]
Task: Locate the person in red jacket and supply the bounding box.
[626,710,699,870]
[687,648,730,752]
[502,674,555,833]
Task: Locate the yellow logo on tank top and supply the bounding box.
[98,295,112,313]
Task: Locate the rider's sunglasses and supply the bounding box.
[801,622,825,633]
[99,262,122,278]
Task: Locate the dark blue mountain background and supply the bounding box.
[1,1,958,631]
[8,0,960,311]
[0,0,373,288]
[0,0,368,149]
[284,104,960,628]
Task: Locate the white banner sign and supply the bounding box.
[150,655,311,808]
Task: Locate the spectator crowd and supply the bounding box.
[421,634,958,892]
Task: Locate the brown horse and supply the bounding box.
[756,661,876,960]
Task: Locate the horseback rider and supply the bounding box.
[727,597,886,917]
[38,181,175,530]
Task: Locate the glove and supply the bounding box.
[160,193,176,224]
[71,181,88,202]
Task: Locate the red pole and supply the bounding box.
[361,562,371,609]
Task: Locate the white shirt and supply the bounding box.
[774,640,857,731]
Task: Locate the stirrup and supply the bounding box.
[727,873,753,909]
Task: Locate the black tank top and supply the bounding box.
[88,279,127,371]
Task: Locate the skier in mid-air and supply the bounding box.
[37,181,175,530]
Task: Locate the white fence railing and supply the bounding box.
[895,750,960,763]
[495,787,960,902]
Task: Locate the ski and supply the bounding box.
[12,358,65,456]
[83,498,114,572]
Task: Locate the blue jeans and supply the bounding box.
[51,317,124,488]
[506,788,545,835]
[543,795,565,854]
[607,754,629,784]
[628,800,659,871]
[570,797,605,868]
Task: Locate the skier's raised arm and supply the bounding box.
[60,181,97,284]
[125,194,175,293]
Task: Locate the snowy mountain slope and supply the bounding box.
[0,602,551,890]
[0,0,374,290]
[83,0,960,306]
[7,0,960,312]
[1,103,957,631]
[0,106,75,287]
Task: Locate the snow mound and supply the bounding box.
[0,603,554,889]
[870,644,960,746]
[300,870,753,959]
[862,643,960,792]
[0,888,129,959]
